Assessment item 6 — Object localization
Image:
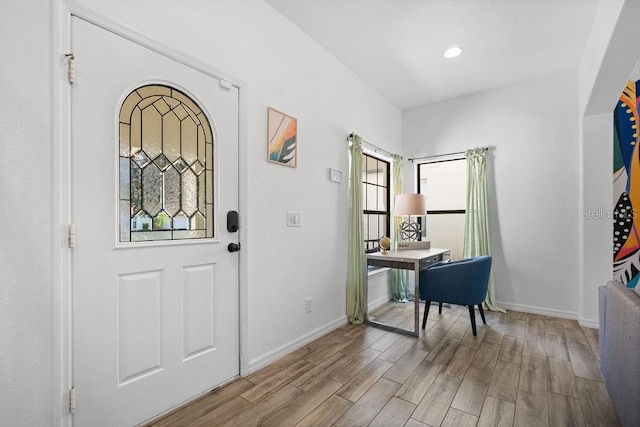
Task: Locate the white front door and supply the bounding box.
[71,17,239,426]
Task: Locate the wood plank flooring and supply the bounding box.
[149,305,620,426]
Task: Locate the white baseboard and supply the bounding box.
[497,301,599,329]
[245,293,394,376]
[578,317,599,329]
[368,295,390,312]
[498,301,577,320]
[245,316,347,375]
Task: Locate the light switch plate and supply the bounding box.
[287,212,301,227]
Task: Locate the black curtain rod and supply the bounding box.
[347,132,396,158]
[408,147,488,162]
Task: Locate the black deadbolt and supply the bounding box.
[227,210,239,233]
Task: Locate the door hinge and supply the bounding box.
[65,54,75,84]
[219,79,232,90]
[68,224,76,248]
[69,387,76,414]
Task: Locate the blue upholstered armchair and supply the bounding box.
[419,256,492,336]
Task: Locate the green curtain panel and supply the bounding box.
[390,154,407,301]
[346,135,366,323]
[463,148,506,313]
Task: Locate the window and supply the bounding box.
[363,153,390,253]
[418,158,466,259]
[119,84,214,242]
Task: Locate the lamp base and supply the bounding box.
[400,221,421,241]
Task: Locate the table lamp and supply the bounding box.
[394,194,427,241]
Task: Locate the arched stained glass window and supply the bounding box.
[119,84,214,242]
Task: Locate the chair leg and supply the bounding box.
[438,302,443,314]
[468,305,477,336]
[422,300,431,329]
[478,304,486,324]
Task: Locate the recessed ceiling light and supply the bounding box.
[443,46,463,59]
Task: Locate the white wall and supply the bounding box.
[403,71,581,319]
[579,0,626,116]
[580,0,640,117]
[579,113,613,324]
[0,0,402,424]
[368,270,391,309]
[0,1,52,425]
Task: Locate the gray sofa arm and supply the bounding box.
[600,280,640,426]
[598,285,607,377]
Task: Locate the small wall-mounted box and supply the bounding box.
[329,168,343,183]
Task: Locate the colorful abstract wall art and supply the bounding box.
[267,107,297,167]
[614,79,640,287]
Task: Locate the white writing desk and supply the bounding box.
[365,248,451,337]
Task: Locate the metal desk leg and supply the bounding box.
[363,261,369,322]
[414,262,420,336]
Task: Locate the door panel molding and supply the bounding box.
[117,270,164,386]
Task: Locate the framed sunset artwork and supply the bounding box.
[267,107,297,167]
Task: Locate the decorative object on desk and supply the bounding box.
[394,193,427,241]
[379,236,391,254]
[397,240,431,250]
[267,107,297,167]
[400,222,420,240]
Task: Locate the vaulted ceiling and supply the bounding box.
[265,0,600,110]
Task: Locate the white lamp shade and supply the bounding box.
[394,194,427,216]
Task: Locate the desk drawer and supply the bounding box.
[419,251,451,269]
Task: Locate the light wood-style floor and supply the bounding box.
[150,304,620,426]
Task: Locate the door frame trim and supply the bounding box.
[52,2,248,425]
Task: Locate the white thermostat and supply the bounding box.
[329,168,343,183]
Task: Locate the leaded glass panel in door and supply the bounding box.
[119,84,214,242]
